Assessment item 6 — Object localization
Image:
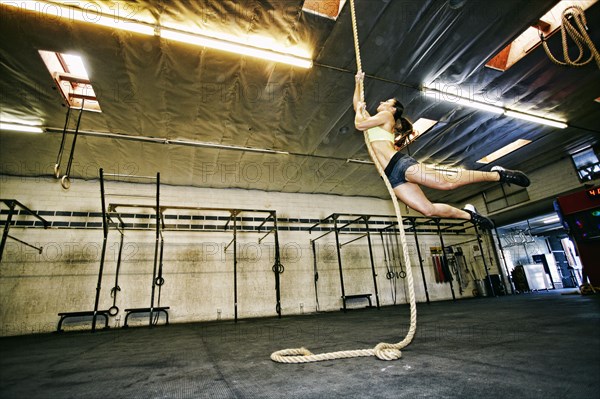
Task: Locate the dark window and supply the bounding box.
[484,184,529,213]
[571,147,600,182]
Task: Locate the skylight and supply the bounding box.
[407,118,438,143]
[477,139,532,164]
[59,54,89,79]
[38,50,101,112]
[302,0,347,20]
[486,0,598,71]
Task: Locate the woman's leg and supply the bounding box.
[393,182,471,220]
[404,163,499,191]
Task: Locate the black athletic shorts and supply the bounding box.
[384,152,418,188]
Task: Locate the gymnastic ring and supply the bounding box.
[272,264,284,274]
[54,164,60,179]
[386,271,394,280]
[399,271,407,279]
[61,175,71,190]
[155,277,165,286]
[108,306,119,316]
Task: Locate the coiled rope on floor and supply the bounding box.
[541,5,600,69]
[271,0,417,364]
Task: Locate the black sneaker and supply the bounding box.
[463,204,495,230]
[491,166,530,187]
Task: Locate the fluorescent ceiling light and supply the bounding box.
[170,28,311,59]
[424,90,504,114]
[504,110,568,129]
[424,87,568,128]
[0,122,44,133]
[67,7,155,35]
[6,1,312,68]
[477,139,532,164]
[454,97,505,114]
[5,1,155,35]
[161,29,313,69]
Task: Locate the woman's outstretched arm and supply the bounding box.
[353,72,395,131]
[353,72,365,111]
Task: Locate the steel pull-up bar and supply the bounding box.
[102,173,158,180]
[0,199,50,228]
[224,236,236,252]
[258,227,276,244]
[224,211,238,230]
[105,193,158,199]
[308,213,337,233]
[339,233,368,247]
[0,199,49,263]
[310,213,398,233]
[310,230,334,243]
[450,237,482,247]
[256,211,275,231]
[338,216,365,231]
[6,235,43,254]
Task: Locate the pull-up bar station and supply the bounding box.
[310,213,383,312]
[147,205,284,323]
[57,169,284,331]
[309,212,483,310]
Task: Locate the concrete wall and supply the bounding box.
[0,174,490,336]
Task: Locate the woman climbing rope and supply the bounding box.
[353,72,530,230]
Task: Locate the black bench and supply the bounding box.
[57,310,110,332]
[123,307,170,327]
[341,294,373,311]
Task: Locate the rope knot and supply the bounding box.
[374,343,402,361]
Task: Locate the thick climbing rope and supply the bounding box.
[271,0,417,363]
[542,5,600,69]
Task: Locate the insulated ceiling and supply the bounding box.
[1,0,599,205]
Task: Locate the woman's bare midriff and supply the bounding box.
[370,141,397,169]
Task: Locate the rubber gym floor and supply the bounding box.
[1,290,598,399]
